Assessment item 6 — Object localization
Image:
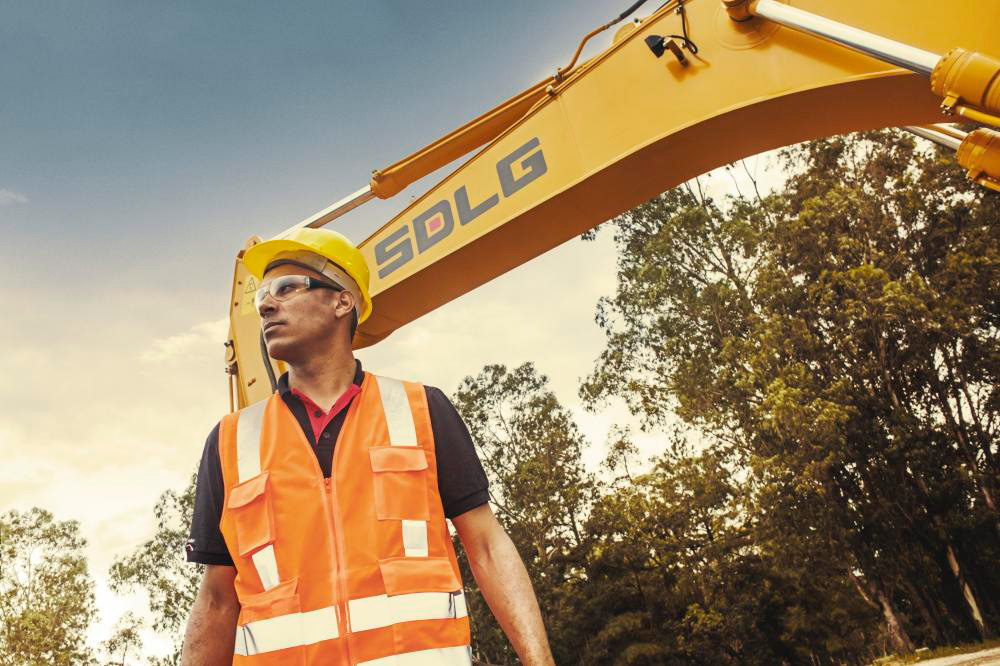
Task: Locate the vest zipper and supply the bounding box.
[327,473,355,664]
[275,379,369,663]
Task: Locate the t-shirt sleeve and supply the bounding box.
[425,386,490,519]
[186,422,235,566]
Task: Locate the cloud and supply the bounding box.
[141,318,229,363]
[0,189,28,206]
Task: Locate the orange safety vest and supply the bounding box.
[217,372,472,665]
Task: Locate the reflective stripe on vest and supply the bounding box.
[374,375,417,446]
[348,590,467,633]
[234,605,340,656]
[374,376,429,560]
[356,645,473,666]
[236,399,267,480]
[235,400,280,591]
[401,519,428,557]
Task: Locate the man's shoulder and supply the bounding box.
[204,420,221,449]
[366,372,443,397]
[195,421,223,469]
[422,384,445,398]
[364,373,456,415]
[217,397,273,433]
[366,371,423,384]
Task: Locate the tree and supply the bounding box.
[578,429,876,666]
[0,507,97,666]
[451,363,872,665]
[98,612,144,666]
[452,363,597,665]
[583,129,1000,656]
[108,476,201,664]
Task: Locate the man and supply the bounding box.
[182,228,555,665]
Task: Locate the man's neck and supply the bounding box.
[287,351,356,413]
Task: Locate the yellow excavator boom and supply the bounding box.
[227,0,1000,408]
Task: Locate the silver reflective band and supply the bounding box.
[235,400,282,590]
[233,605,340,656]
[356,644,473,666]
[236,400,267,481]
[402,520,429,557]
[375,376,418,446]
[251,545,280,591]
[348,590,468,633]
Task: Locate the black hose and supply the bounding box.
[666,0,699,54]
[259,330,278,392]
[616,0,651,23]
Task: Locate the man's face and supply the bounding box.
[257,263,354,363]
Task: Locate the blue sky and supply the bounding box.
[2,0,610,295]
[3,0,685,653]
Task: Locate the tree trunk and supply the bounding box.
[849,571,914,656]
[928,372,1000,538]
[875,586,915,656]
[902,580,947,646]
[945,543,991,640]
[979,483,1000,541]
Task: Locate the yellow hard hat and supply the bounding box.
[243,227,373,324]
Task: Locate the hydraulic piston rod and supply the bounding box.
[273,75,556,239]
[903,124,1000,194]
[726,0,1000,129]
[726,0,941,75]
[904,125,963,152]
[275,185,375,239]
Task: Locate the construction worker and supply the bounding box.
[181,228,555,666]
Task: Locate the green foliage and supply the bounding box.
[453,131,1000,665]
[0,507,97,666]
[107,475,201,664]
[582,129,1000,658]
[452,363,597,665]
[452,365,875,664]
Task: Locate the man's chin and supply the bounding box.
[263,339,293,362]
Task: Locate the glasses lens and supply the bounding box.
[254,275,310,308]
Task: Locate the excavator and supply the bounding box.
[224,0,1000,410]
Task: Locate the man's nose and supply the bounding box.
[257,295,278,317]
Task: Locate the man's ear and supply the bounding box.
[336,289,357,319]
[336,290,360,340]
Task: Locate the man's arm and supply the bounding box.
[181,564,240,665]
[452,504,555,666]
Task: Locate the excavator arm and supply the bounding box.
[226,0,1000,409]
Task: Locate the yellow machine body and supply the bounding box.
[228,0,1000,408]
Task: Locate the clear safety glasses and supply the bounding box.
[254,274,343,309]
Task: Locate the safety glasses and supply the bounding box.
[254,274,343,309]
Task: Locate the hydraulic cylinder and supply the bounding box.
[957,128,1000,193]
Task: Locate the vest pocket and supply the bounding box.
[369,447,430,521]
[235,578,307,664]
[227,471,276,557]
[239,577,301,623]
[378,556,461,596]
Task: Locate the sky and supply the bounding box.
[0,0,782,657]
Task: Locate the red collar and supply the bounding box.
[290,382,361,442]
